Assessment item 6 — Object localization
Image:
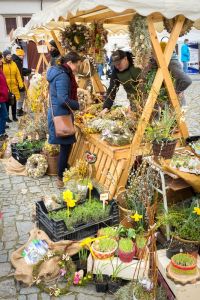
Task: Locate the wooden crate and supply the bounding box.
[68,125,150,199]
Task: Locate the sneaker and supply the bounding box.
[56,178,64,189]
[13,117,18,122]
[7,118,12,123]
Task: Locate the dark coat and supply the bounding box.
[12,54,32,80]
[47,65,79,145]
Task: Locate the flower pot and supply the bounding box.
[91,240,118,260]
[118,243,136,263]
[46,154,59,176]
[166,239,199,259]
[152,139,177,159]
[108,278,122,293]
[95,279,108,293]
[171,254,197,272]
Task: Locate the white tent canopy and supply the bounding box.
[26,0,200,30]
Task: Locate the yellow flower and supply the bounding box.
[87,181,93,190]
[131,211,143,222]
[67,199,76,208]
[193,207,200,215]
[63,190,73,201]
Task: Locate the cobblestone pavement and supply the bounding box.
[0,74,199,300]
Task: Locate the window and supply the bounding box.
[5,17,17,35]
[22,17,31,27]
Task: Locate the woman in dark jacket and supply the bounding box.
[47,52,81,188]
[0,52,8,140]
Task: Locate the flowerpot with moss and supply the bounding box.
[118,238,136,263]
[145,107,177,159]
[170,253,197,275]
[92,238,118,260]
[42,142,60,175]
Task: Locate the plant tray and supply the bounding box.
[11,143,43,165]
[36,199,119,242]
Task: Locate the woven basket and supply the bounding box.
[116,189,133,227]
[152,139,177,159]
[46,155,59,176]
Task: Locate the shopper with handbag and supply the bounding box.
[2,49,24,122]
[47,51,81,188]
[0,52,9,140]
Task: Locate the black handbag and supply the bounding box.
[8,91,16,106]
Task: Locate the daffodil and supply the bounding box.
[63,189,76,217]
[193,207,200,215]
[87,181,93,202]
[67,199,76,208]
[131,211,143,222]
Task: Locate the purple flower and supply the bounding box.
[60,269,66,276]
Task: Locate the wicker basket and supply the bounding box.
[116,189,133,228]
[46,155,59,176]
[152,139,177,159]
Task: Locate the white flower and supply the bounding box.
[141,45,145,48]
[140,34,145,40]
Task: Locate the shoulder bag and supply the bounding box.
[49,94,76,137]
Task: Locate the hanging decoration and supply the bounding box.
[129,14,152,68]
[89,22,108,63]
[163,17,193,37]
[60,24,91,52]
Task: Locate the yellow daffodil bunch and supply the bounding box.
[131,211,143,222]
[193,207,200,216]
[63,189,76,217]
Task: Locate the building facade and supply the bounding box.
[0,0,56,51]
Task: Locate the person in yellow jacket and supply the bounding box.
[2,49,24,122]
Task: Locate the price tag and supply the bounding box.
[100,192,109,210]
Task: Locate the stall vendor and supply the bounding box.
[101,50,141,114]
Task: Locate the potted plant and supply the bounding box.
[91,238,118,260]
[118,238,136,263]
[170,253,197,275]
[77,248,88,274]
[94,263,108,293]
[42,141,60,176]
[145,107,177,159]
[97,227,119,240]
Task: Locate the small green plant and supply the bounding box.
[98,227,118,239]
[172,253,196,267]
[93,238,117,253]
[110,258,134,282]
[118,225,137,239]
[48,200,110,230]
[145,107,177,142]
[78,248,88,264]
[136,235,147,249]
[16,139,44,151]
[119,238,134,253]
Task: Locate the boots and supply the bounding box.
[12,100,18,122]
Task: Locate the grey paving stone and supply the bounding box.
[40,292,51,300]
[27,294,38,300]
[57,294,76,300]
[18,295,27,300]
[70,284,105,297]
[2,226,18,241]
[20,286,39,295]
[29,186,42,193]
[16,221,33,236]
[0,253,8,262]
[104,295,115,300]
[0,242,3,250]
[0,262,11,277]
[77,294,103,300]
[0,278,16,298]
[10,176,24,184]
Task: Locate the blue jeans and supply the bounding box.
[0,102,8,135]
[58,144,72,178]
[183,61,188,73]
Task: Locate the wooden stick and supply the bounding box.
[50,30,64,55]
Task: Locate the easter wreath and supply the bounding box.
[26,154,48,178]
[32,251,76,297]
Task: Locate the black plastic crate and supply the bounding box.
[36,199,119,242]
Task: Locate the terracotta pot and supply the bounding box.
[118,245,136,263]
[91,240,118,260]
[152,139,177,159]
[171,254,197,271]
[46,154,59,176]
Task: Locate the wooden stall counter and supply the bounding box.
[68,124,150,199]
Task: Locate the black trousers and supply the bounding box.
[58,144,72,179]
[6,99,16,119]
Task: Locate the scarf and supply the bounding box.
[62,63,78,101]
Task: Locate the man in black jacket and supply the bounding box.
[49,40,60,66]
[12,47,32,116]
[101,50,141,115]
